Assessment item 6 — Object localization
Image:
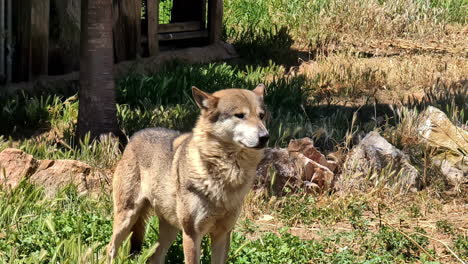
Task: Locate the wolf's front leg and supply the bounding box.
[210,231,231,264]
[182,231,201,264]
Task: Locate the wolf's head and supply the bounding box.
[192,84,269,149]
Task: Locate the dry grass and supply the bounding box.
[241,187,468,263]
[297,53,467,102]
[226,0,467,50]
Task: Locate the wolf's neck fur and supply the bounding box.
[187,127,263,208]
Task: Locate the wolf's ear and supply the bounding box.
[253,83,266,98]
[192,86,218,109]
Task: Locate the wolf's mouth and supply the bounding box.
[239,141,267,150]
[253,142,267,149]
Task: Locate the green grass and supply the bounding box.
[1,1,467,262]
[0,62,320,157]
[0,182,448,263]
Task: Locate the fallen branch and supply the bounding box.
[413,232,466,264]
[379,219,437,262]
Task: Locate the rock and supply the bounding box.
[288,137,338,172]
[339,131,420,193]
[435,159,465,187]
[258,214,274,222]
[0,148,38,189]
[256,148,297,193]
[256,138,335,194]
[31,159,108,196]
[0,148,109,195]
[416,106,467,188]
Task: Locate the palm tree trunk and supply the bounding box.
[76,0,119,141]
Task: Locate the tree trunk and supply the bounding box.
[76,0,119,141]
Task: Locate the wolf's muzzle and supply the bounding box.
[255,131,269,149]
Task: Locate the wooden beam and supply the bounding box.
[147,0,159,56]
[13,0,32,82]
[208,0,222,44]
[0,0,5,77]
[6,0,11,83]
[113,0,141,62]
[201,0,206,29]
[158,30,208,41]
[158,21,202,33]
[31,0,49,77]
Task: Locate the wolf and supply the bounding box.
[107,84,269,264]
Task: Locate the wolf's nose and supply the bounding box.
[258,134,270,146]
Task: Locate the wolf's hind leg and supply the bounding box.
[147,218,179,264]
[130,202,151,255]
[107,201,145,260]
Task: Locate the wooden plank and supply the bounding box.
[135,0,142,57]
[0,0,5,77]
[147,0,159,56]
[13,0,32,82]
[113,0,141,62]
[6,0,11,83]
[158,21,202,33]
[158,30,208,41]
[31,0,49,77]
[201,0,207,29]
[208,0,222,44]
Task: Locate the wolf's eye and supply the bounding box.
[259,113,265,119]
[235,113,245,119]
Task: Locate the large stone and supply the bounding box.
[0,148,38,189]
[416,106,467,188]
[31,159,108,196]
[287,137,339,172]
[0,148,109,195]
[256,138,335,194]
[339,131,420,193]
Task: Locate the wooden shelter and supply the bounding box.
[0,0,224,83]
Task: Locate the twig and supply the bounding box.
[413,231,466,264]
[380,219,437,261]
[59,139,74,151]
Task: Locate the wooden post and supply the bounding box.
[208,0,222,44]
[147,0,159,57]
[12,0,49,81]
[113,0,141,62]
[201,0,207,29]
[31,0,49,76]
[0,0,5,78]
[13,0,31,82]
[6,0,11,83]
